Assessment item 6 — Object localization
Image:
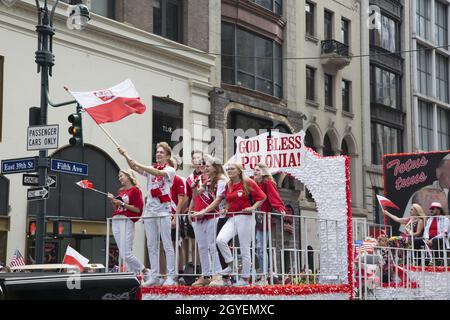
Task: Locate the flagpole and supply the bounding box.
[98,124,121,148]
[376,196,387,234]
[64,85,121,148]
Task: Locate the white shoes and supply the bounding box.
[233,278,250,286]
[142,276,159,287]
[163,277,178,286]
[220,266,233,275]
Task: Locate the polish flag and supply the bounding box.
[376,195,400,210]
[63,245,89,272]
[76,180,94,189]
[69,79,147,124]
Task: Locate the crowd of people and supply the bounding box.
[382,201,450,265]
[109,141,287,287]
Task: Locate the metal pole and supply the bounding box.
[35,1,58,264]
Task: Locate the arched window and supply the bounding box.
[341,139,349,156]
[28,145,120,221]
[304,129,316,201]
[304,129,316,151]
[323,134,334,156]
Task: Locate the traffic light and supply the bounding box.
[53,220,72,238]
[68,110,83,146]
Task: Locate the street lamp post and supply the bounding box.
[33,0,89,264]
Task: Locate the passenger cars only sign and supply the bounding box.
[27,124,59,151]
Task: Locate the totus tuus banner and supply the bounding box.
[383,151,450,234]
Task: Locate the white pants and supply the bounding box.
[192,218,222,276]
[216,214,255,279]
[112,215,144,273]
[143,211,175,276]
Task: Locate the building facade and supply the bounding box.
[0,0,216,265]
[296,0,365,221]
[410,0,450,153]
[361,0,413,225]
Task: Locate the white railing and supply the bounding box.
[105,211,342,285]
[354,216,450,300]
[352,218,392,242]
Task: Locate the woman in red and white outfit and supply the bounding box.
[108,169,148,277]
[190,157,227,286]
[217,163,266,286]
[119,142,176,286]
[253,163,286,283]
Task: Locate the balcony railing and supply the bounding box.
[320,39,351,70]
[321,39,350,56]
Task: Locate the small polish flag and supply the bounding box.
[76,180,94,189]
[69,79,147,124]
[63,245,89,272]
[376,195,400,210]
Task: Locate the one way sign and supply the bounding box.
[22,174,57,188]
[27,187,49,201]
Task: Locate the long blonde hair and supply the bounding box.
[227,163,251,196]
[119,169,139,190]
[205,156,227,192]
[411,203,426,220]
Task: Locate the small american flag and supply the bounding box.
[9,249,25,268]
[355,238,378,254]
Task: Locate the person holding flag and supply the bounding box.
[383,204,426,249]
[107,169,149,279]
[118,142,177,286]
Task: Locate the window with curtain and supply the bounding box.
[417,45,432,96]
[435,1,448,47]
[436,54,449,103]
[372,15,398,52]
[372,66,399,109]
[221,23,283,98]
[416,0,431,40]
[438,107,450,150]
[418,100,434,151]
[371,122,401,165]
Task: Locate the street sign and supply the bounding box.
[27,186,49,201]
[1,157,37,174]
[50,158,88,176]
[27,124,59,151]
[22,173,57,188]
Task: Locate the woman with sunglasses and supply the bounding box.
[216,163,266,286]
[190,156,227,286]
